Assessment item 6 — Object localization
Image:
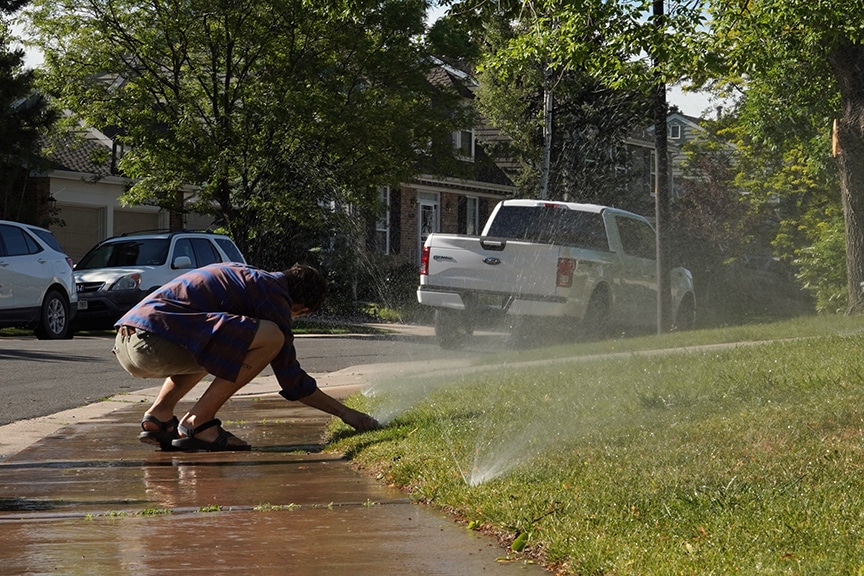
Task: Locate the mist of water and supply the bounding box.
[345,220,634,486]
[362,370,467,425]
[467,423,552,486]
[462,375,585,486]
[362,363,604,487]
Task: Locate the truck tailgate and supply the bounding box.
[422,234,560,298]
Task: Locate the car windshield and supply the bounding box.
[76,238,170,269]
[485,206,609,251]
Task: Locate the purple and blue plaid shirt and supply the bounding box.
[116,262,316,400]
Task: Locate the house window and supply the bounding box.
[466,196,479,235]
[111,141,126,175]
[453,129,474,161]
[669,125,681,140]
[375,186,391,254]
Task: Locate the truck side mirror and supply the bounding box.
[173,255,193,269]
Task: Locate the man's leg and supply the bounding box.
[177,319,284,445]
[141,372,208,434]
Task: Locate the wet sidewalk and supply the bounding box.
[0,365,547,575]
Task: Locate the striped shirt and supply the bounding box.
[116,262,316,400]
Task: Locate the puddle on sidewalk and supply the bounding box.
[0,396,548,575]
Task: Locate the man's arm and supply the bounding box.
[298,389,380,431]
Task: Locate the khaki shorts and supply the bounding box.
[114,326,203,379]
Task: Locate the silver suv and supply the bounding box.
[73,230,246,329]
[0,220,79,339]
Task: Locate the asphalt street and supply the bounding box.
[0,326,495,426]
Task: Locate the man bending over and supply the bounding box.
[113,262,379,451]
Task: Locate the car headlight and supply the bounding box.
[109,274,142,291]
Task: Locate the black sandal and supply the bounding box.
[171,418,251,452]
[139,414,180,451]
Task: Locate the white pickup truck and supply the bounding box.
[417,199,695,348]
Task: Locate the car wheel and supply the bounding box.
[35,289,71,340]
[582,287,610,340]
[435,309,473,350]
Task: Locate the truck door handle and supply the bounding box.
[480,238,506,251]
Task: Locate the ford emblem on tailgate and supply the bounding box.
[483,257,501,265]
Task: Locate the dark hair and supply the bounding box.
[282,263,328,314]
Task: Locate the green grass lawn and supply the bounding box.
[331,315,864,574]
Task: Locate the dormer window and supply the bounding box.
[669,125,682,140]
[453,129,474,161]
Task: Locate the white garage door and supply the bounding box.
[114,210,162,236]
[51,205,103,263]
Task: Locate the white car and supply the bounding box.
[73,230,246,329]
[0,220,79,339]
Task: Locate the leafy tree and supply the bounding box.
[669,119,805,321]
[24,0,463,266]
[437,1,660,207]
[706,0,864,313]
[715,96,840,310]
[469,16,653,207]
[0,0,56,224]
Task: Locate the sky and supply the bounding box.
[667,86,721,118]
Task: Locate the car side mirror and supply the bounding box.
[173,255,193,269]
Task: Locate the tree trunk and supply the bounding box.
[828,42,864,315]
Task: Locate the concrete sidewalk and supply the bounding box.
[0,360,547,575]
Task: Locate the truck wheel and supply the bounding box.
[435,309,473,349]
[582,288,610,340]
[35,289,71,340]
[673,294,696,331]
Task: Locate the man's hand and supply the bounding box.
[342,410,381,432]
[298,389,381,431]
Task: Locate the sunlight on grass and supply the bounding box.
[333,315,864,574]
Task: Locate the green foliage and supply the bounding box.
[24,0,461,265]
[475,42,653,203]
[794,211,848,314]
[670,120,815,322]
[706,0,862,103]
[425,12,481,69]
[439,0,674,204]
[695,0,849,312]
[0,1,57,224]
[705,0,864,312]
[455,0,707,88]
[333,315,864,573]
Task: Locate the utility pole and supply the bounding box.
[653,0,672,334]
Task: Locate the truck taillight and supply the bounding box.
[420,245,430,275]
[557,258,575,288]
